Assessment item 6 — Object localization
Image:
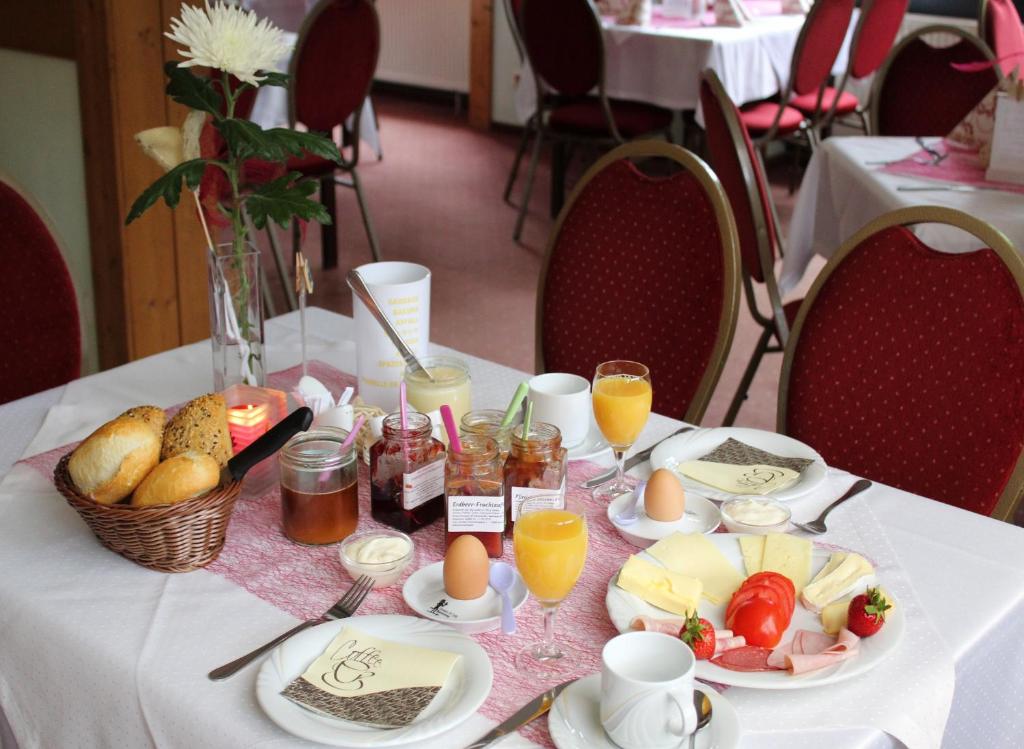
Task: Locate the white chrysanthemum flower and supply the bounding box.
[166,1,289,86]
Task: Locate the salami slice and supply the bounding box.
[710,645,783,672]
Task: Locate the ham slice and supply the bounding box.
[710,645,780,671]
[713,635,746,656]
[629,615,683,636]
[767,628,861,675]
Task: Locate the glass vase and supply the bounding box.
[208,244,265,390]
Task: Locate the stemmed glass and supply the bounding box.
[513,495,589,680]
[591,360,652,502]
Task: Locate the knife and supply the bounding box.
[219,407,314,486]
[464,678,576,749]
[582,426,696,489]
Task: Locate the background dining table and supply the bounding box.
[1,308,1022,748]
[783,136,1024,295]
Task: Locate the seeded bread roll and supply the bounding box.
[119,406,167,437]
[132,452,221,507]
[68,417,162,504]
[161,394,233,466]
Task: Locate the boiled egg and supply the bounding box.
[443,535,489,600]
[644,468,686,522]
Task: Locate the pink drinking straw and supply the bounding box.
[339,415,366,452]
[399,381,408,429]
[440,404,462,453]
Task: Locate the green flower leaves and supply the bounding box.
[125,158,207,225]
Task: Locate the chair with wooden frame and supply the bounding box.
[699,70,797,427]
[0,175,81,404]
[514,0,673,241]
[979,0,1024,75]
[500,0,536,205]
[778,207,1024,521]
[535,140,741,424]
[870,25,1000,136]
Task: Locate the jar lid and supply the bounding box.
[280,426,355,470]
[404,356,470,385]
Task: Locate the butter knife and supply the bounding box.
[582,426,696,489]
[464,678,576,748]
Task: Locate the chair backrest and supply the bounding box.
[789,0,856,97]
[778,207,1024,521]
[289,0,379,133]
[536,141,741,423]
[0,177,81,404]
[520,0,605,98]
[848,0,909,80]
[870,25,999,136]
[980,0,1024,75]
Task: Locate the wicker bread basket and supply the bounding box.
[53,453,242,573]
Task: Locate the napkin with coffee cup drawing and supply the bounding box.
[677,438,814,495]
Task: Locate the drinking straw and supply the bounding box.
[500,382,530,428]
[522,400,533,438]
[399,381,408,429]
[440,405,462,453]
[339,414,366,452]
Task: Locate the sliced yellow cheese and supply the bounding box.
[800,552,874,613]
[616,555,703,616]
[820,587,896,635]
[760,533,813,594]
[646,532,743,604]
[738,536,765,577]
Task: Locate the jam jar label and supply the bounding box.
[402,460,445,510]
[510,478,567,521]
[446,495,506,533]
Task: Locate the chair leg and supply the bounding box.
[503,118,533,205]
[513,124,545,242]
[550,140,567,219]
[723,325,775,427]
[320,177,338,269]
[350,168,383,263]
[247,213,297,312]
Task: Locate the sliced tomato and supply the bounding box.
[729,599,787,648]
[745,572,795,601]
[725,585,786,628]
[741,574,794,618]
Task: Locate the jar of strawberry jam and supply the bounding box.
[503,421,567,535]
[370,411,445,532]
[445,435,505,557]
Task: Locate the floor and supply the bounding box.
[257,90,825,431]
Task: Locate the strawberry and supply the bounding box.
[847,587,892,637]
[679,611,716,660]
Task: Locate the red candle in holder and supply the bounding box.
[227,403,270,452]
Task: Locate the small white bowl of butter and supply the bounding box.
[339,529,414,587]
[720,497,791,534]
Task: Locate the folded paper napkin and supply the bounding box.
[281,626,460,727]
[677,437,814,495]
[714,0,753,27]
[780,0,811,14]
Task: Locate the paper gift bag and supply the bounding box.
[947,75,1021,167]
[714,0,752,27]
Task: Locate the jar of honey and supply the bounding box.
[503,421,568,535]
[445,434,505,557]
[279,427,359,545]
[460,409,515,461]
[370,411,446,532]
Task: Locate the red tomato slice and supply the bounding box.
[741,575,794,618]
[725,585,786,628]
[729,599,786,648]
[745,572,795,601]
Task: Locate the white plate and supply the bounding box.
[402,561,529,634]
[548,673,741,749]
[567,421,610,462]
[650,427,827,502]
[256,614,493,747]
[605,534,905,690]
[606,490,720,547]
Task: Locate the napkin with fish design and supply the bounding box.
[281,627,460,727]
[676,438,814,495]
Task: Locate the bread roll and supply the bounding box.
[132,452,221,507]
[161,394,233,467]
[68,417,161,504]
[120,406,166,437]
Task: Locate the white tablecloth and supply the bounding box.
[1,308,1023,748]
[782,136,1024,294]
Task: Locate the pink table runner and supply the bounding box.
[880,143,1024,195]
[20,361,631,748]
[606,0,783,30]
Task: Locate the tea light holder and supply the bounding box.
[221,385,289,497]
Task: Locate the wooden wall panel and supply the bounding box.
[0,0,76,59]
[469,0,493,129]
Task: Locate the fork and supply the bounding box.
[915,136,948,166]
[208,574,374,680]
[791,479,872,535]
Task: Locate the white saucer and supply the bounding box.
[566,422,610,462]
[402,561,529,634]
[548,673,741,749]
[607,490,720,547]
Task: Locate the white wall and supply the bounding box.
[492,0,524,126]
[0,48,97,374]
[376,0,471,92]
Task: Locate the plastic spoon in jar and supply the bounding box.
[489,562,517,635]
[318,415,365,489]
[500,382,529,429]
[399,381,408,429]
[440,404,462,453]
[522,400,534,438]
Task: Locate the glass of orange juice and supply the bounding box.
[591,360,652,502]
[513,495,588,679]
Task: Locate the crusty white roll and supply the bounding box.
[68,417,162,504]
[132,452,221,507]
[119,405,167,437]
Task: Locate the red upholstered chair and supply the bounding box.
[980,0,1024,75]
[870,26,1000,136]
[0,177,81,404]
[536,141,741,423]
[286,0,383,268]
[700,70,800,426]
[514,0,673,241]
[778,207,1024,521]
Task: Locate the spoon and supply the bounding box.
[613,481,647,525]
[688,689,713,749]
[489,562,517,634]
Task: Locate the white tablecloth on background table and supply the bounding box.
[1,308,1023,748]
[782,136,1024,294]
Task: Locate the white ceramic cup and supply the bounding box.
[600,631,698,749]
[527,373,591,448]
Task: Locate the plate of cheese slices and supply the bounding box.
[605,532,905,689]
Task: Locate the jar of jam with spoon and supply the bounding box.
[370,411,445,532]
[445,434,505,557]
[460,408,516,462]
[503,421,568,535]
[279,427,359,545]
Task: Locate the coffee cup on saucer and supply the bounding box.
[527,373,591,449]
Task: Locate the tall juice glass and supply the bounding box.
[591,361,652,502]
[513,495,588,679]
